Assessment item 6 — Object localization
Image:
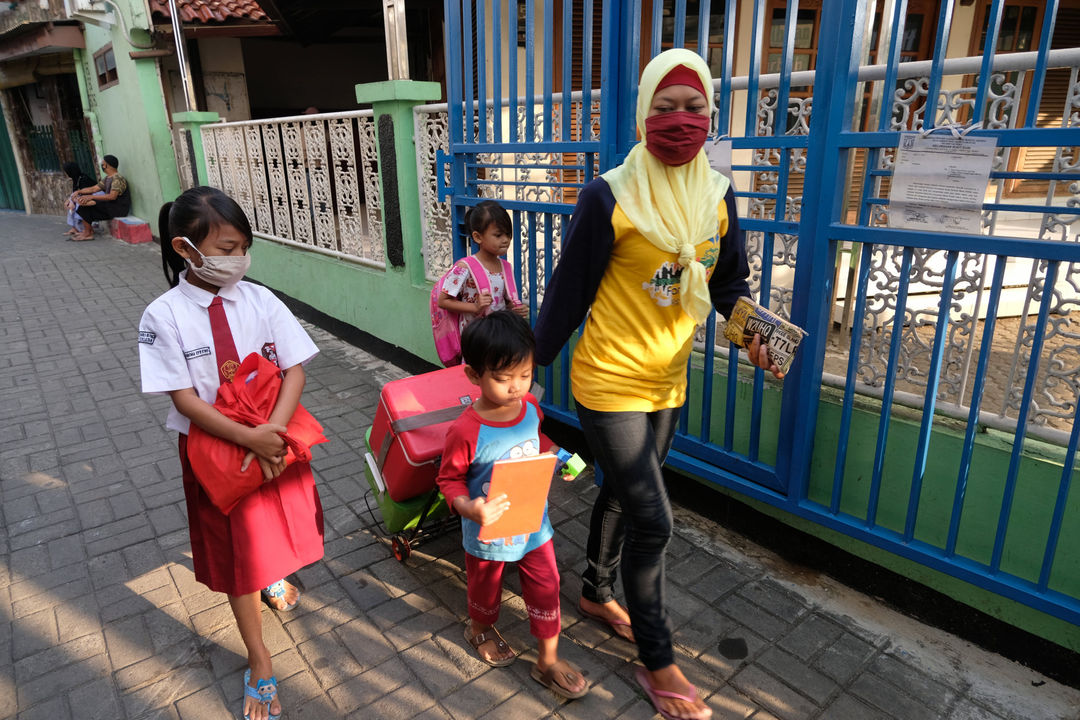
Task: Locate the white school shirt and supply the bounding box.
[138,271,318,434]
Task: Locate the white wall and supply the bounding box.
[197,37,251,121]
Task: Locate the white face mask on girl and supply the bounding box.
[181,237,251,287]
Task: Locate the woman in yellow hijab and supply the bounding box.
[535,49,781,720]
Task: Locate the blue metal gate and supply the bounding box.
[441,0,1080,627]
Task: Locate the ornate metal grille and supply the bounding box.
[201,110,384,268]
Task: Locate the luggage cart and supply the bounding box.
[362,366,480,561]
[361,432,455,562]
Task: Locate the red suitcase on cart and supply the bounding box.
[369,364,482,502]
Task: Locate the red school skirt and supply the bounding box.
[179,434,325,596]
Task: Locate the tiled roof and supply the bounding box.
[149,0,268,23]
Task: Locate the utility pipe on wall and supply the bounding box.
[167,0,198,111]
[383,0,409,80]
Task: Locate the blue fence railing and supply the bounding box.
[442,0,1080,630]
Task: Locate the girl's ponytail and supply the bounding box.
[158,201,185,288]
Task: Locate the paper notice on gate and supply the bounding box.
[706,136,734,181]
[888,133,997,234]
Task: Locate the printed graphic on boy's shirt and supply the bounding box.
[641,235,722,307]
[479,438,541,547]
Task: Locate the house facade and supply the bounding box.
[0,0,90,213]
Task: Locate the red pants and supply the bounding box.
[466,540,561,640]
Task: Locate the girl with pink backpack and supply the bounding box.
[431,200,527,366]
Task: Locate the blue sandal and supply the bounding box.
[243,668,281,720]
[261,580,299,612]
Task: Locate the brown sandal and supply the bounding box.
[464,624,516,667]
[531,660,589,700]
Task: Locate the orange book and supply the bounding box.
[477,454,559,542]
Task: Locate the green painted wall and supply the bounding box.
[77,3,181,223]
[672,357,1080,651]
[246,241,439,364]
[719,486,1080,653]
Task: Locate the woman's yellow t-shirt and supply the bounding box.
[571,201,729,412]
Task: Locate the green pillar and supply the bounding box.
[355,80,441,287]
[171,111,220,187]
[71,48,103,164]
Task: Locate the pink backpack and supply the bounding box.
[430,254,521,367]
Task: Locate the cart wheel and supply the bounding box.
[391,534,411,562]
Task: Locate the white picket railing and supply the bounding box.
[201,110,385,268]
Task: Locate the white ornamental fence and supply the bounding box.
[200,110,385,268]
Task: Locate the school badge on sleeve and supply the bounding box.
[261,342,279,366]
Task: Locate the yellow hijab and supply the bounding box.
[602,48,730,324]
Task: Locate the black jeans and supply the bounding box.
[576,403,681,671]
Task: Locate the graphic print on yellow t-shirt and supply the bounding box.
[571,201,729,413]
[642,242,721,307]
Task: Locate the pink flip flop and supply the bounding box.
[578,602,635,643]
[635,667,709,720]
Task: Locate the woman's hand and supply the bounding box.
[746,333,785,380]
[455,493,510,526]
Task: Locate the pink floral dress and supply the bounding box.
[441,261,511,332]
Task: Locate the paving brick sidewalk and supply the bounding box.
[2,212,1078,720]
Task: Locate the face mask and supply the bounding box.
[644,111,711,166]
[182,237,251,287]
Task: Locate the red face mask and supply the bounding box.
[644,111,710,166]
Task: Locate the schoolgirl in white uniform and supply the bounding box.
[138,186,323,720]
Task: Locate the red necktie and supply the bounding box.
[208,296,241,386]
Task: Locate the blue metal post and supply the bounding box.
[922,0,955,131]
[696,0,712,57]
[904,250,960,541]
[972,0,1004,124]
[946,256,1006,555]
[991,261,1060,573]
[784,0,866,501]
[445,0,469,260]
[1025,0,1060,128]
[674,0,687,49]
